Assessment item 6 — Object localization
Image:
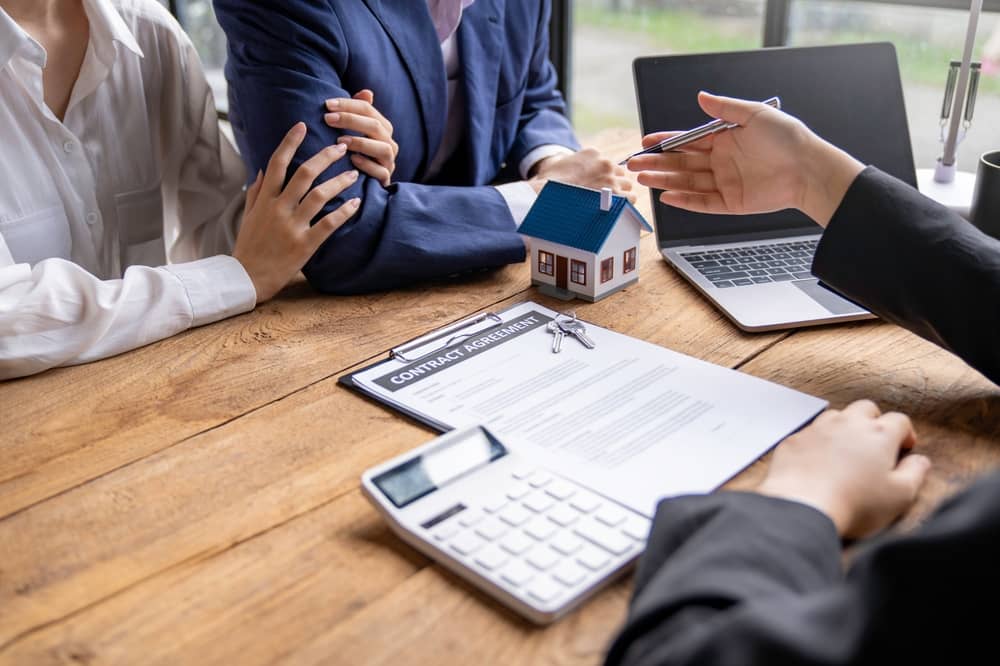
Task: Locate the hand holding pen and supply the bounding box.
[619,96,781,165]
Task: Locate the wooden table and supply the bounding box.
[3,131,1000,665]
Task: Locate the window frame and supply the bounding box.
[570,259,587,285]
[623,247,636,274]
[600,257,614,283]
[538,250,555,276]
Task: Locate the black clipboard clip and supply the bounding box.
[390,311,504,364]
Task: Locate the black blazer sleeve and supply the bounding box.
[813,167,1000,384]
[607,478,1000,665]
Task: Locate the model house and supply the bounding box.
[517,182,652,302]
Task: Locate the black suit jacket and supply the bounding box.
[606,167,1000,665]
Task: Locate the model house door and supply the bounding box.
[556,256,568,290]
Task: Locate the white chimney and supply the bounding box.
[600,187,612,212]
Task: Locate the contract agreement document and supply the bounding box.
[348,302,826,516]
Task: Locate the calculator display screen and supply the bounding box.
[373,428,508,509]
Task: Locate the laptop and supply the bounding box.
[633,43,917,332]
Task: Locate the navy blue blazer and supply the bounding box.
[213,0,579,294]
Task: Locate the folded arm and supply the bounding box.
[215,0,527,295]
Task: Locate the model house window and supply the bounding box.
[570,259,587,285]
[538,250,554,276]
[601,257,614,283]
[624,247,637,273]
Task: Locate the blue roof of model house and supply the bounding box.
[517,181,652,253]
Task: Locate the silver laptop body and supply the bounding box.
[633,44,917,332]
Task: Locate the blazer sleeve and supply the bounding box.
[213,0,526,295]
[813,166,1000,384]
[505,0,580,169]
[607,479,1000,665]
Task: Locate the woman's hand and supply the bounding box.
[234,122,360,303]
[627,92,865,227]
[757,400,931,540]
[324,89,398,187]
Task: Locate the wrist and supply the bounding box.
[799,137,865,228]
[526,178,546,194]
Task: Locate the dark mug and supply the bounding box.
[971,150,1000,239]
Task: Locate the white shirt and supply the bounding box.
[425,2,574,226]
[0,0,255,380]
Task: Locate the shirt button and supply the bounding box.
[63,140,76,153]
[85,212,99,225]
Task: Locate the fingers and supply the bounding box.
[325,109,392,141]
[353,89,374,105]
[263,123,308,198]
[350,154,392,187]
[658,190,729,215]
[339,135,398,166]
[245,169,263,211]
[305,197,362,252]
[627,151,711,173]
[638,170,717,194]
[640,131,714,153]
[281,143,349,205]
[878,411,918,450]
[843,399,881,419]
[697,91,769,127]
[888,453,932,508]
[295,169,359,223]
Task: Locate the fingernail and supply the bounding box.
[350,197,361,207]
[326,99,340,110]
[338,136,352,146]
[334,142,348,152]
[292,122,306,137]
[326,113,341,124]
[348,170,359,181]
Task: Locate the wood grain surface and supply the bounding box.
[1,130,996,665]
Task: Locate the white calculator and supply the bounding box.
[361,426,651,624]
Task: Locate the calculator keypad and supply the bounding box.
[428,470,650,612]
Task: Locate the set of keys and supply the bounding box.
[547,312,596,353]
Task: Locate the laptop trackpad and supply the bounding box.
[793,279,868,315]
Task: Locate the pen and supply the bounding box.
[618,96,782,166]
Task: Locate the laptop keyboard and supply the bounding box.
[680,239,819,289]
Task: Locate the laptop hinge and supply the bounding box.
[659,227,820,250]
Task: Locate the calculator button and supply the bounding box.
[506,484,531,500]
[500,530,534,555]
[528,472,553,489]
[547,504,580,528]
[595,504,627,527]
[511,467,537,480]
[545,479,577,501]
[522,491,556,514]
[621,516,652,542]
[482,494,509,513]
[431,522,461,542]
[526,547,560,571]
[459,510,485,527]
[450,531,486,556]
[569,492,602,514]
[499,504,532,527]
[527,577,562,603]
[576,546,611,572]
[575,519,634,556]
[475,518,508,541]
[474,546,510,571]
[524,516,558,541]
[549,531,583,556]
[500,560,536,588]
[552,561,587,587]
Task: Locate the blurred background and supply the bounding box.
[162,0,1000,172]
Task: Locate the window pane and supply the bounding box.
[159,0,229,113]
[572,0,766,139]
[787,1,1000,172]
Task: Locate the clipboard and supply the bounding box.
[339,300,827,516]
[339,304,532,432]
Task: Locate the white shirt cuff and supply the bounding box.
[165,255,257,328]
[495,181,539,228]
[518,144,575,179]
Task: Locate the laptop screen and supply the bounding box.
[633,43,917,247]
